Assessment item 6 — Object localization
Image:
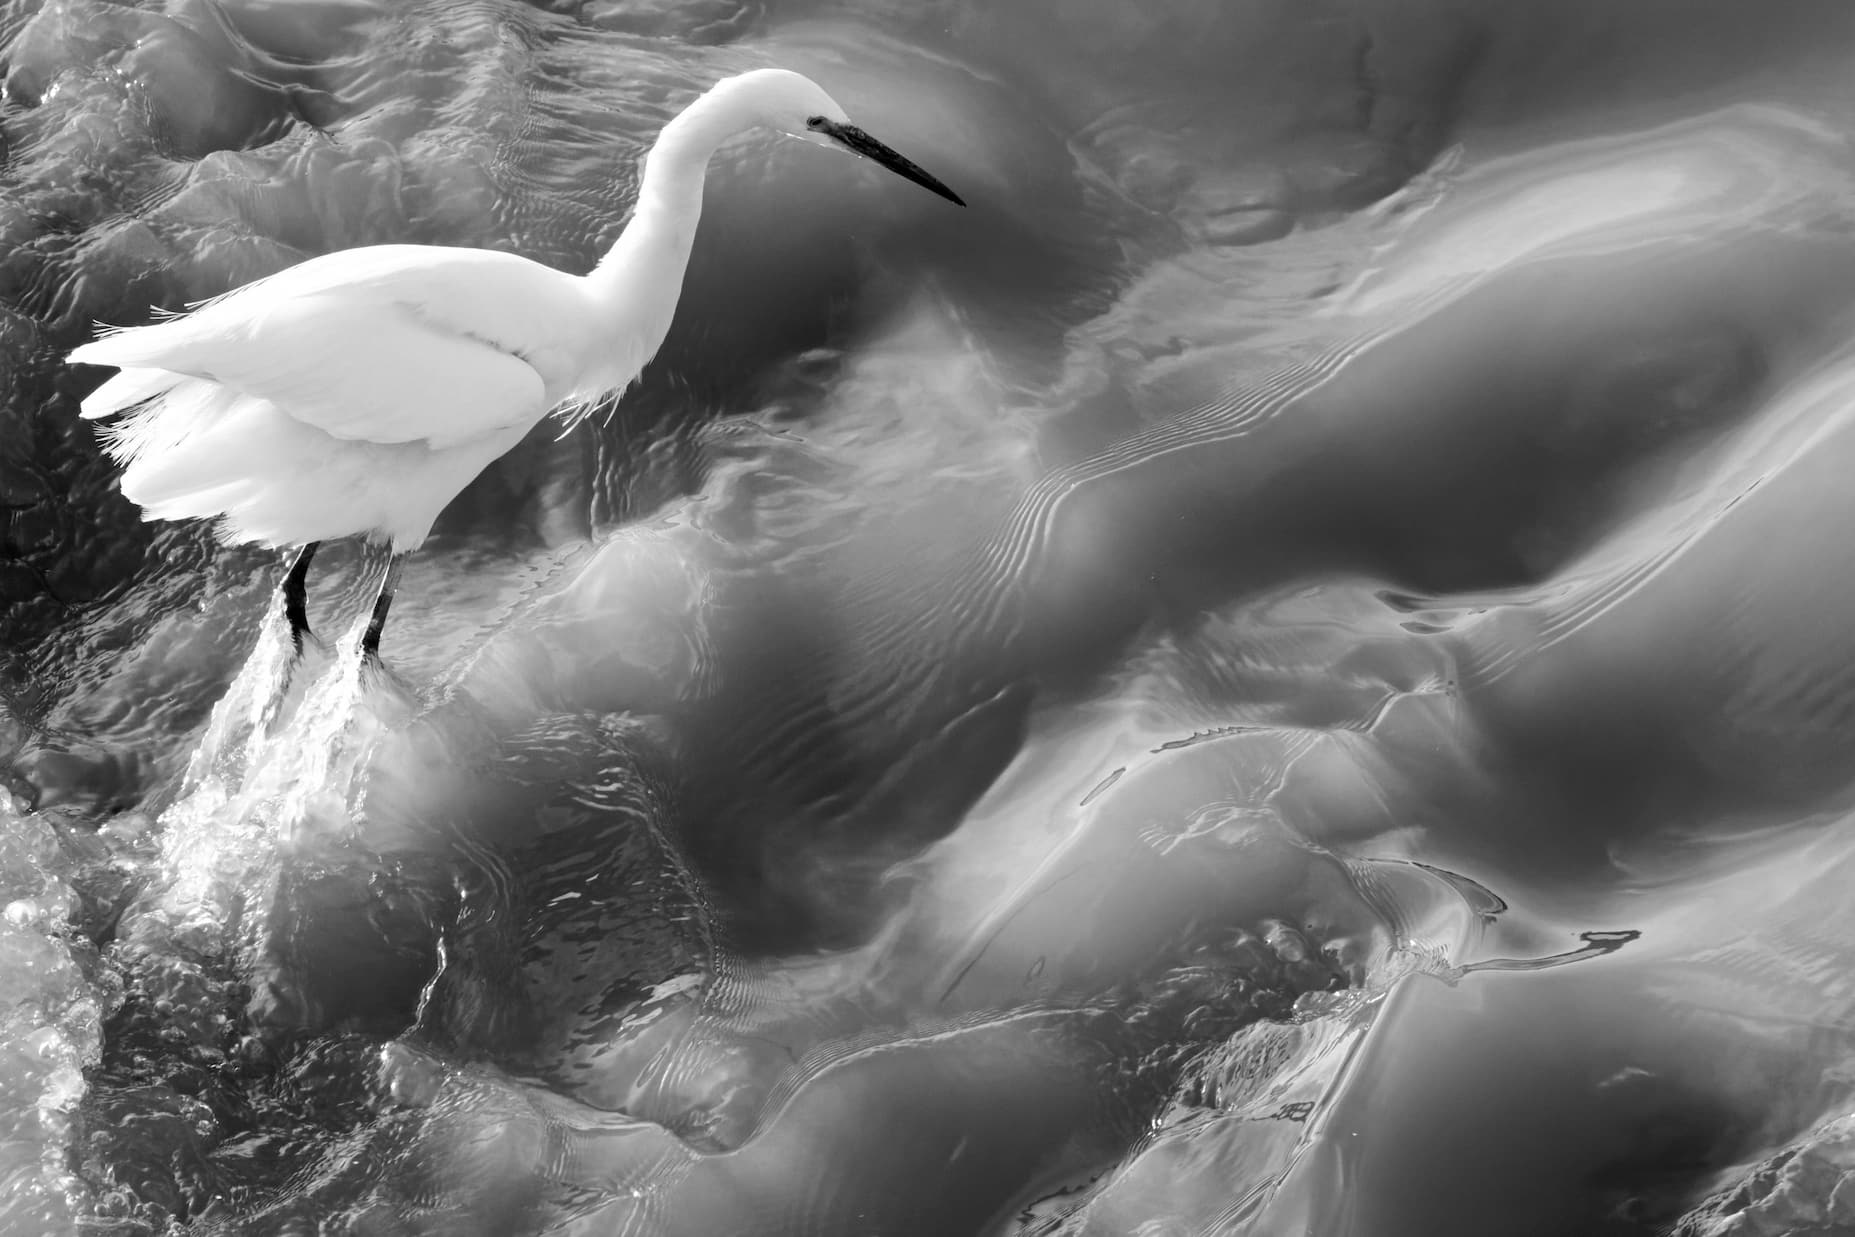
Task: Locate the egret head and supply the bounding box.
[718,68,966,207]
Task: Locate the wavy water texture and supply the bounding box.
[7,0,1855,1234]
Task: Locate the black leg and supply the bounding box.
[282,541,320,654]
[360,557,404,660]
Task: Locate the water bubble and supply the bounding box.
[25,1025,63,1059]
[379,1042,446,1109]
[40,1063,84,1110]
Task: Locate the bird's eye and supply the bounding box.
[805,115,826,130]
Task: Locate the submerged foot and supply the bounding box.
[287,611,314,657]
[359,610,387,661]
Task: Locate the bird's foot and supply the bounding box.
[278,610,331,664]
[355,645,418,707]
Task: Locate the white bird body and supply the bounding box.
[75,246,602,548]
[68,67,964,651]
[73,201,698,552]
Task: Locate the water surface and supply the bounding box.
[6,1,1855,1234]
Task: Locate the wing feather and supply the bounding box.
[69,245,576,451]
[79,367,184,419]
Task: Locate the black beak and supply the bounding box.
[814,119,966,207]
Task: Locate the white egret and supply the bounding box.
[68,68,964,657]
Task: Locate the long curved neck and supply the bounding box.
[587,92,743,298]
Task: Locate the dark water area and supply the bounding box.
[7,0,1855,1233]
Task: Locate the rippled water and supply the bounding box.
[8,0,1855,1233]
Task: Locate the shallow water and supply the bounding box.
[8,0,1855,1233]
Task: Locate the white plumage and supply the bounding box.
[68,68,963,654]
[78,247,581,549]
